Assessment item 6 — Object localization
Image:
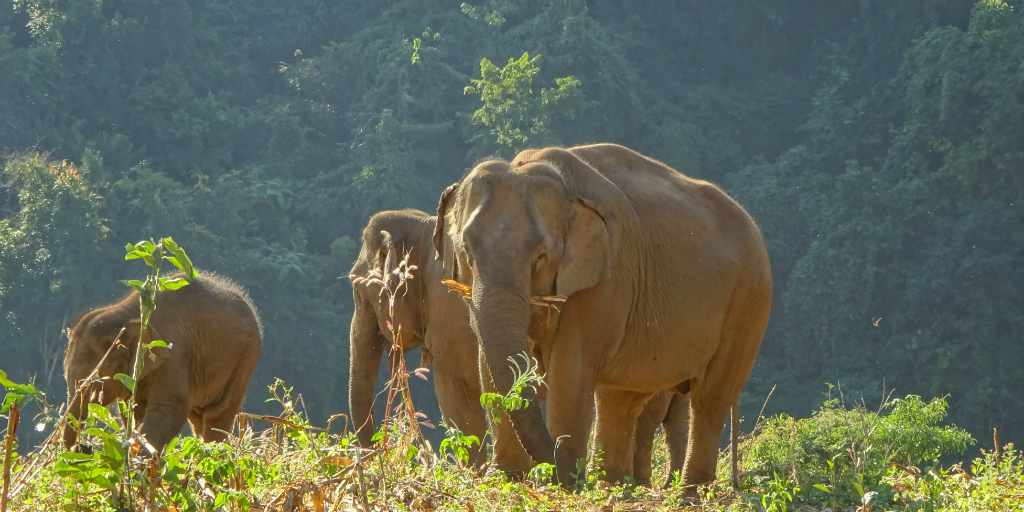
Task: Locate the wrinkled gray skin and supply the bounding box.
[63,272,262,454]
[434,144,771,488]
[348,209,532,472]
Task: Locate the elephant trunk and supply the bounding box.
[349,295,388,448]
[472,277,556,465]
[63,381,91,450]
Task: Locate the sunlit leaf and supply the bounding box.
[113,373,135,393]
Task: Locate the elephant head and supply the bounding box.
[433,149,613,464]
[63,311,169,450]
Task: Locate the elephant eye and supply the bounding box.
[533,253,547,271]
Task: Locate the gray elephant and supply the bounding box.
[433,144,772,487]
[63,272,262,453]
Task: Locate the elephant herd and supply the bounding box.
[62,143,771,491]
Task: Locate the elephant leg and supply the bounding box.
[683,287,768,489]
[201,401,244,443]
[137,395,190,454]
[662,393,691,489]
[545,345,599,487]
[432,353,489,468]
[633,391,672,486]
[479,350,534,474]
[594,387,654,483]
[187,410,203,438]
[195,364,253,443]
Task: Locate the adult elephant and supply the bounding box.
[432,144,771,487]
[348,209,533,472]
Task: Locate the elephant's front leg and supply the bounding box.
[431,351,489,468]
[137,392,190,454]
[594,387,655,483]
[544,341,598,487]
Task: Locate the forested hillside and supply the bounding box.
[2,0,1022,450]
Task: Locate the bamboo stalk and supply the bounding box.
[2,402,20,512]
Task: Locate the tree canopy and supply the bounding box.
[1,0,1022,448]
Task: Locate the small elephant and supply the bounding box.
[348,209,533,472]
[433,144,772,487]
[63,271,262,454]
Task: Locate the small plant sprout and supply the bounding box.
[438,423,479,468]
[479,352,546,424]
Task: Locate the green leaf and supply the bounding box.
[113,373,135,393]
[89,474,116,491]
[148,340,169,350]
[813,484,831,494]
[59,452,94,462]
[54,461,85,477]
[162,237,197,281]
[158,277,190,291]
[0,370,36,394]
[122,279,145,290]
[215,492,227,507]
[852,481,864,497]
[88,403,120,430]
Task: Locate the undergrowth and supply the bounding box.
[3,373,1023,511]
[1,241,1021,511]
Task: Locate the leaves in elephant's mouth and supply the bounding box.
[441,279,567,310]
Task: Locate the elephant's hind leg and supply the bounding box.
[198,363,254,442]
[683,285,770,489]
[632,391,672,486]
[594,387,655,483]
[662,393,690,489]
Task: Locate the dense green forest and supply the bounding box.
[1,0,1022,453]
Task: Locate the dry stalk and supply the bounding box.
[442,279,567,309]
[994,428,1001,468]
[355,446,369,511]
[2,402,20,512]
[731,400,739,489]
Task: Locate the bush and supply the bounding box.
[743,388,975,508]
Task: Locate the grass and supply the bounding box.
[2,377,1023,511]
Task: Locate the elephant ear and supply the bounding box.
[556,197,611,297]
[117,320,171,381]
[433,183,460,277]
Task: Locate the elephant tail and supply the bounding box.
[730,399,740,489]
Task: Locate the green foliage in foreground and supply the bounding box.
[3,372,1020,512]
